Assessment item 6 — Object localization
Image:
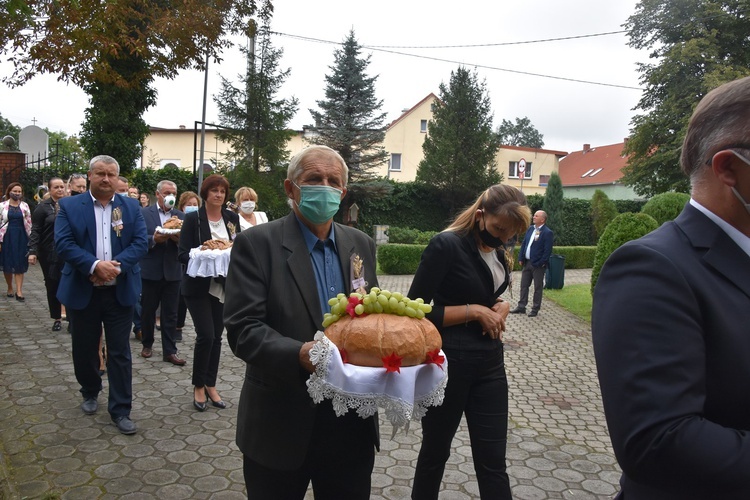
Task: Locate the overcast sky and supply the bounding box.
[1,0,646,155]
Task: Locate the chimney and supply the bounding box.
[583,144,591,153]
[179,125,186,129]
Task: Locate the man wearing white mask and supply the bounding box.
[224,145,380,499]
[139,180,186,365]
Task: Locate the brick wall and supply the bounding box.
[0,152,25,194]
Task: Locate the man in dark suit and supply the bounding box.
[511,210,553,317]
[55,155,148,435]
[224,145,379,499]
[139,180,185,365]
[592,76,750,499]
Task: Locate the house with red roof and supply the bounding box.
[558,141,642,200]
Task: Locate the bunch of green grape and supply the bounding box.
[322,287,433,328]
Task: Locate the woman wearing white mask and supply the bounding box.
[233,187,268,231]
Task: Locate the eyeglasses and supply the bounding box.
[705,144,750,165]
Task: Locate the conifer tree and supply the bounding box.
[308,30,388,183]
[542,171,564,244]
[416,66,500,214]
[215,8,298,172]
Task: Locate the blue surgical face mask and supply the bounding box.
[292,182,343,224]
[117,192,128,198]
[184,205,199,214]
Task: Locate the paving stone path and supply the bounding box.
[0,265,619,499]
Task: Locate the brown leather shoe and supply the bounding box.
[163,353,186,366]
[140,347,152,358]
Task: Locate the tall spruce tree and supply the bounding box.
[621,0,750,197]
[215,8,298,172]
[416,66,500,213]
[308,30,388,183]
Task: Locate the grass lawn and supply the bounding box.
[543,283,592,323]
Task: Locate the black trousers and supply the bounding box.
[69,287,133,418]
[243,402,375,499]
[184,293,223,387]
[38,254,61,320]
[517,261,546,312]
[412,347,511,500]
[141,278,180,355]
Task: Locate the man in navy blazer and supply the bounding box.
[55,155,148,435]
[593,76,750,498]
[511,210,553,317]
[139,180,186,366]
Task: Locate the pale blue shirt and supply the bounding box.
[295,215,346,318]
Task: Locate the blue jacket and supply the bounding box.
[518,224,553,268]
[55,193,148,309]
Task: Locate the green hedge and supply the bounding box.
[377,244,426,275]
[377,244,597,275]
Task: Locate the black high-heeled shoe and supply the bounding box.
[205,389,226,409]
[52,320,62,331]
[193,399,207,412]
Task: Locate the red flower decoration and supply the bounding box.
[382,352,403,373]
[425,349,445,369]
[340,348,349,364]
[346,296,363,317]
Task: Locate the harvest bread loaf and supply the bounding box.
[200,239,232,251]
[325,312,442,367]
[162,216,183,229]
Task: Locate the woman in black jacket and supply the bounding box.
[408,184,531,500]
[178,175,240,412]
[27,177,66,330]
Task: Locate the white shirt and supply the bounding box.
[690,199,750,257]
[525,225,543,260]
[89,192,116,284]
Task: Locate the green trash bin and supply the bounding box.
[544,254,565,289]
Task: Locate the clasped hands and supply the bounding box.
[91,260,121,285]
[478,298,510,340]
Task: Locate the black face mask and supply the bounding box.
[476,221,504,249]
[70,190,81,196]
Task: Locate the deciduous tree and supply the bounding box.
[2,0,264,172]
[496,116,545,148]
[621,0,750,197]
[416,66,500,214]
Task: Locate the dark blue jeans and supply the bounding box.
[412,347,511,500]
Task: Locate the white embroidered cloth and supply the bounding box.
[307,332,448,437]
[186,247,232,278]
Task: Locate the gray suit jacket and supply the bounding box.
[224,213,379,470]
[593,204,750,499]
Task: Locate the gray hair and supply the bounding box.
[89,155,120,174]
[156,180,177,194]
[287,145,349,186]
[681,75,750,181]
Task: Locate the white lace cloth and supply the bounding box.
[307,332,448,437]
[186,247,232,278]
[155,226,181,235]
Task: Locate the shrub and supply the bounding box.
[641,192,690,226]
[591,212,658,294]
[377,244,426,275]
[542,172,564,244]
[590,190,618,242]
[508,246,596,271]
[386,227,439,245]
